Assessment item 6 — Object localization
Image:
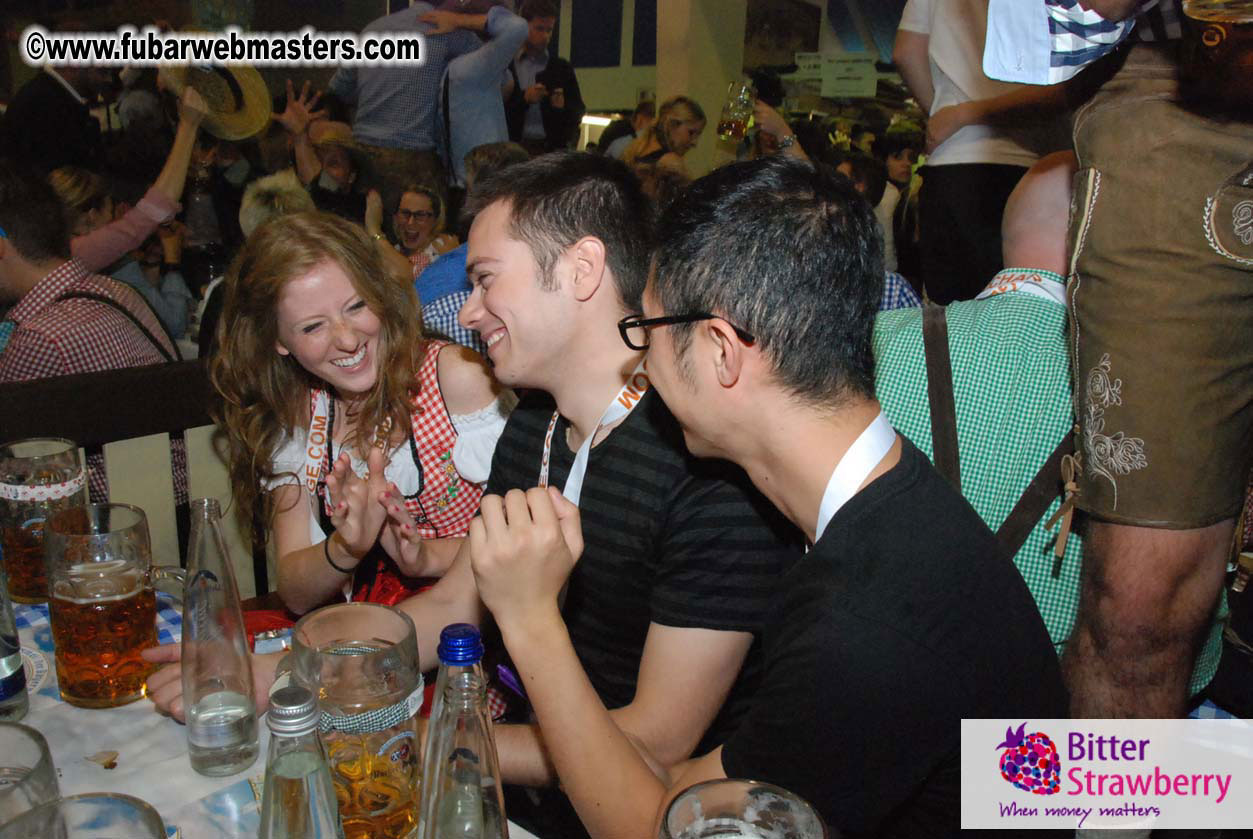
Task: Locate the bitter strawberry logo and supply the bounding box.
[996,722,1061,795]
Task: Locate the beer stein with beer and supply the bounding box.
[44,503,171,708]
[0,439,87,604]
[659,779,829,839]
[281,602,424,839]
[717,79,755,143]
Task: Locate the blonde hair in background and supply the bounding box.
[47,166,109,228]
[238,169,316,238]
[209,210,428,528]
[623,96,706,166]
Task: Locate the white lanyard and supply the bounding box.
[815,411,897,542]
[539,360,650,507]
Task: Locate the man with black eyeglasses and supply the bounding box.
[465,156,1068,839]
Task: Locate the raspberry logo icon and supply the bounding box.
[996,722,1061,795]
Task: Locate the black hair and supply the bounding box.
[520,0,559,20]
[466,151,654,311]
[835,152,889,207]
[652,156,882,406]
[0,159,71,263]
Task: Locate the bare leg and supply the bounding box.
[1063,519,1232,718]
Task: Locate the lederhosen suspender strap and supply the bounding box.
[55,291,181,363]
[921,304,1074,572]
[999,434,1076,572]
[922,304,960,490]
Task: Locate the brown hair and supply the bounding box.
[209,210,427,526]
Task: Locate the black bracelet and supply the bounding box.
[323,534,355,574]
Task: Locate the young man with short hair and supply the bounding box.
[399,152,800,835]
[466,157,1068,838]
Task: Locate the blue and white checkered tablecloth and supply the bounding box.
[14,592,182,641]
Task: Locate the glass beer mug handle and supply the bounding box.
[148,565,186,601]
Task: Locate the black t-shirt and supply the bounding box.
[721,439,1068,838]
[487,389,803,750]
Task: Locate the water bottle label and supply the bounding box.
[0,661,26,701]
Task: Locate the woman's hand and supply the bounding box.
[324,448,389,561]
[143,644,280,722]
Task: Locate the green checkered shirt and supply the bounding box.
[872,270,1222,696]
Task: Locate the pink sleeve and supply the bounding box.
[69,187,180,273]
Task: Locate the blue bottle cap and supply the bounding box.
[437,623,484,665]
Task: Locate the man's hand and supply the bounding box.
[418,10,465,35]
[752,100,789,141]
[469,487,583,627]
[275,79,327,137]
[925,102,975,153]
[143,643,278,722]
[524,83,548,105]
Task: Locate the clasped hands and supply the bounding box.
[324,447,427,576]
[468,487,584,631]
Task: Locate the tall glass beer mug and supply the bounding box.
[282,602,424,839]
[44,504,167,708]
[717,79,755,143]
[0,439,87,603]
[659,779,829,839]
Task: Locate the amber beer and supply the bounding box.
[1,522,47,603]
[325,727,420,839]
[49,566,157,708]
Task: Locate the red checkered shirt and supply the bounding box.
[0,259,187,502]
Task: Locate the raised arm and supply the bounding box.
[470,488,757,839]
[70,88,206,272]
[438,6,529,87]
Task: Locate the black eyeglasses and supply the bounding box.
[395,209,436,222]
[617,313,755,351]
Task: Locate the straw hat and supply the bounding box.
[307,120,357,150]
[160,64,272,141]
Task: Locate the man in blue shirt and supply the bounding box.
[327,3,483,191]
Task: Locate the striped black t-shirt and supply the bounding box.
[487,388,803,750]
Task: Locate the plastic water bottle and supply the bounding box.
[181,498,259,775]
[418,624,506,839]
[259,685,344,839]
[0,568,28,721]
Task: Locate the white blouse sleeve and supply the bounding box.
[450,389,517,484]
[266,429,309,491]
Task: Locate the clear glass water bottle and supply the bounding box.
[181,498,259,775]
[0,566,29,721]
[418,624,507,839]
[260,685,344,839]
